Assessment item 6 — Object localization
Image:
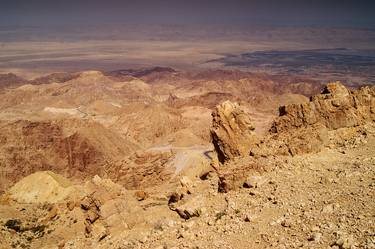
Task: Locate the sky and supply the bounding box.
[0,0,375,27]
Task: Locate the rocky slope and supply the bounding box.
[0,70,373,249]
[211,82,375,192]
[0,119,139,192]
[0,114,373,249]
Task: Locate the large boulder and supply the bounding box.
[210,101,259,163]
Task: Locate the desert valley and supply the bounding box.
[0,1,375,249]
[0,65,373,249]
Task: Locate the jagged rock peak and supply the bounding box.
[210,100,258,163]
[271,82,375,133]
[267,82,375,156]
[320,81,350,96]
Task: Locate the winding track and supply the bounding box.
[146,144,213,174]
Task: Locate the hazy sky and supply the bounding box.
[1,0,375,27]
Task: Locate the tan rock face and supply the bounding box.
[210,101,259,163]
[7,171,78,204]
[217,158,267,193]
[210,83,375,191]
[269,82,375,155]
[271,82,375,133]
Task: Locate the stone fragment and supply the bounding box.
[87,209,100,223]
[174,196,204,219]
[91,222,108,241]
[308,232,322,242]
[243,175,267,188]
[134,190,148,201]
[39,205,58,223]
[333,235,355,249]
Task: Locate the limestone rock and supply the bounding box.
[269,82,375,155]
[39,205,59,223]
[91,222,109,241]
[211,101,259,163]
[174,196,204,219]
[333,235,356,249]
[271,82,375,133]
[243,175,267,189]
[134,190,148,201]
[218,160,263,193]
[268,124,329,156]
[179,176,194,194]
[7,171,78,204]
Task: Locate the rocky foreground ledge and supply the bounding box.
[212,82,375,192]
[0,82,374,249]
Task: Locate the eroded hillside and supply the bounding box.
[0,68,322,192]
[0,69,374,249]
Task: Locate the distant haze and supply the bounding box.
[1,0,375,28]
[1,0,375,78]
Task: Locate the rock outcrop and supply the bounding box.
[7,171,78,204]
[269,82,375,155]
[210,101,259,163]
[217,161,263,192]
[211,83,375,191]
[271,82,375,133]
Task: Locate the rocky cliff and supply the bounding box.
[210,82,375,191]
[271,82,375,133]
[269,82,375,155]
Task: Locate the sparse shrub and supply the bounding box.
[30,224,47,234]
[5,219,22,232]
[215,211,227,221]
[153,220,165,231]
